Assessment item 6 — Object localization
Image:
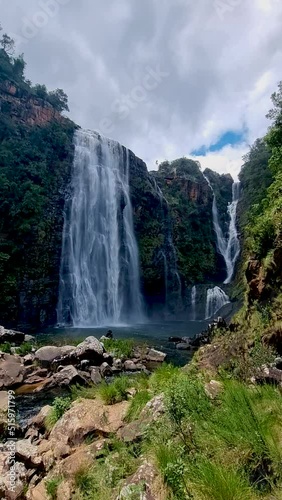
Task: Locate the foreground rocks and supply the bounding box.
[169,316,228,351]
[0,335,167,393]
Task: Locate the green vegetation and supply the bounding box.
[102,339,134,358]
[0,342,12,353]
[45,476,63,500]
[125,390,151,422]
[16,342,34,356]
[97,376,132,405]
[45,397,71,430]
[0,29,75,327]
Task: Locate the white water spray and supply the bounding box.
[57,129,144,327]
[204,174,240,284]
[205,286,230,319]
[191,286,197,320]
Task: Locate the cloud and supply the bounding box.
[1,0,282,175]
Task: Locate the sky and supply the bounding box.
[1,0,282,179]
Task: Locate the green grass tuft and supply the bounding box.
[45,476,63,499]
[45,397,71,431]
[125,390,151,422]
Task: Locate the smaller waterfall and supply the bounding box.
[204,174,240,284]
[191,285,197,320]
[205,286,230,319]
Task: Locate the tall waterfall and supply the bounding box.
[57,129,144,327]
[204,174,241,284]
[191,285,197,320]
[205,287,230,319]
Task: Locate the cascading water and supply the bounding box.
[205,286,230,319]
[57,129,144,327]
[204,174,241,284]
[191,285,197,320]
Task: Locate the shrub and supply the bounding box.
[0,342,11,353]
[97,376,132,405]
[45,397,71,430]
[16,342,34,356]
[103,339,134,358]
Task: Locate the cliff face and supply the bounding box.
[0,80,75,329]
[0,81,63,126]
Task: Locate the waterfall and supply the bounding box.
[191,285,197,320]
[205,287,230,319]
[204,174,240,284]
[57,129,144,327]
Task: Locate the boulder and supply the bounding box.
[71,337,104,364]
[27,405,51,432]
[24,368,48,385]
[100,362,113,377]
[24,335,35,343]
[16,439,42,468]
[53,365,87,388]
[117,461,158,500]
[124,360,139,371]
[23,354,35,366]
[90,367,102,385]
[34,346,75,368]
[26,479,48,500]
[113,359,123,371]
[0,357,26,389]
[47,398,128,447]
[145,349,166,363]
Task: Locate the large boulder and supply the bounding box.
[34,346,75,368]
[16,439,42,468]
[50,365,87,388]
[145,349,167,363]
[71,337,104,364]
[47,398,128,447]
[117,461,158,500]
[0,355,26,389]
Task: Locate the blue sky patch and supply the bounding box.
[192,130,247,156]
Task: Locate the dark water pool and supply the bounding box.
[37,320,209,366]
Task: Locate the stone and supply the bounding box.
[34,346,75,368]
[145,349,166,363]
[90,367,102,385]
[72,337,104,364]
[16,439,42,468]
[53,365,87,388]
[28,405,51,431]
[124,360,139,371]
[1,461,28,500]
[117,461,158,500]
[100,362,113,377]
[25,368,48,385]
[23,354,35,366]
[140,394,165,421]
[113,358,123,371]
[204,380,223,400]
[26,479,48,500]
[24,335,36,343]
[0,358,26,389]
[57,480,72,500]
[47,398,128,447]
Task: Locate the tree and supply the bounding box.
[266,81,282,126]
[0,33,15,56]
[13,54,26,80]
[47,88,69,112]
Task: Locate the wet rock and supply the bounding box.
[34,346,75,368]
[100,362,113,377]
[24,368,48,385]
[145,349,166,363]
[90,367,102,385]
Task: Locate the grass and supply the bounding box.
[74,440,139,499]
[149,363,181,395]
[45,476,63,499]
[97,375,132,405]
[16,341,34,355]
[102,338,135,358]
[125,390,152,422]
[45,397,71,431]
[0,342,12,353]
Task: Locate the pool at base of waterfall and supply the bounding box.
[37,320,210,367]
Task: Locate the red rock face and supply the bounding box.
[0,81,63,126]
